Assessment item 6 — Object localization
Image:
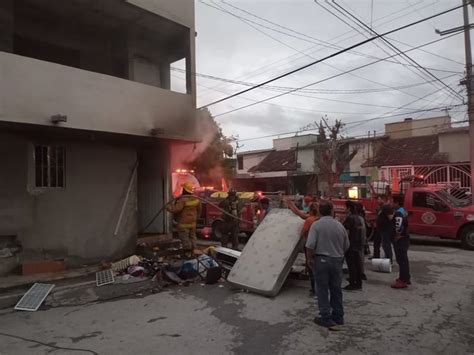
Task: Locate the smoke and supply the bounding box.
[170,108,220,171]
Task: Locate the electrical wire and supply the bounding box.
[211,32,464,118]
[198,3,465,110]
[203,0,460,110]
[197,0,454,101]
[331,1,464,102]
[235,105,465,144]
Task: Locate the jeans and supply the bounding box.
[393,237,411,282]
[345,250,362,288]
[372,231,381,258]
[305,249,315,293]
[314,256,344,324]
[381,232,393,261]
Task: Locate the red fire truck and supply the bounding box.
[332,177,474,250]
[197,191,262,241]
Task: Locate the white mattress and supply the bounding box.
[227,209,304,296]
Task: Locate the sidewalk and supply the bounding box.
[0,265,100,293]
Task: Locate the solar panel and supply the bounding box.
[14,283,55,311]
[96,269,115,287]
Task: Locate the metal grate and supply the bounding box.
[14,283,55,311]
[96,269,115,287]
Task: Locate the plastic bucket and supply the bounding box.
[371,258,392,273]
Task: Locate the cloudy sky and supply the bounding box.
[178,0,468,152]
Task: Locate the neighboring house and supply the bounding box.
[234,135,318,194]
[0,0,197,264]
[362,119,471,193]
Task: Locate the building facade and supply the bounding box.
[0,0,196,266]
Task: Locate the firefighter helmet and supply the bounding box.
[182,182,194,194]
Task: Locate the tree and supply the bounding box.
[187,108,234,186]
[313,117,359,196]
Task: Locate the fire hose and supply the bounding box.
[139,195,258,234]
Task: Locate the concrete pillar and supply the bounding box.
[160,62,170,90]
[0,0,14,52]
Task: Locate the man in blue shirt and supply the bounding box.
[391,195,411,289]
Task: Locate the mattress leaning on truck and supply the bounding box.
[227,208,304,297]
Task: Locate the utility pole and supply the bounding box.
[463,0,474,200]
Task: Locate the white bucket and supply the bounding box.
[371,258,392,273]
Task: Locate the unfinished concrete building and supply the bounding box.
[0,0,197,268]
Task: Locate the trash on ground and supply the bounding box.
[96,269,115,287]
[14,283,55,311]
[110,255,141,272]
[372,258,392,273]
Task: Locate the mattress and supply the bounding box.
[227,208,304,296]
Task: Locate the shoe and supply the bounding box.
[362,274,367,281]
[313,317,337,329]
[396,278,411,285]
[332,318,344,326]
[344,284,362,291]
[391,280,408,289]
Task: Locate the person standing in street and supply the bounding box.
[370,195,388,259]
[355,203,368,281]
[287,199,319,296]
[343,201,363,291]
[391,195,411,289]
[166,182,201,258]
[218,188,241,250]
[306,202,350,330]
[377,204,395,262]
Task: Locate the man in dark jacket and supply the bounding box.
[343,201,363,291]
[391,195,411,289]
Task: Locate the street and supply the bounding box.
[1,242,473,355]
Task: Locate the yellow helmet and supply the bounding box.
[182,182,194,194]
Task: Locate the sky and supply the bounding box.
[175,0,469,152]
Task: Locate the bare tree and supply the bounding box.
[313,117,359,196]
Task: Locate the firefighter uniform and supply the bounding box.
[167,183,201,256]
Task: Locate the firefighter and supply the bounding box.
[166,182,201,258]
[218,188,242,250]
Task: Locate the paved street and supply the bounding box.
[0,242,473,355]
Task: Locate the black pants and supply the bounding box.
[345,250,362,288]
[373,231,381,258]
[393,237,411,283]
[221,222,239,250]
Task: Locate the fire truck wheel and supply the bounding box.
[211,220,224,241]
[460,225,474,250]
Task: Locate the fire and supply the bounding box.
[175,169,195,174]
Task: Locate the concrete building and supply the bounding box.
[385,115,451,139]
[0,0,196,267]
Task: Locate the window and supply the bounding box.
[412,192,441,209]
[35,146,65,188]
[237,156,244,170]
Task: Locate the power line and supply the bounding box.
[211,32,464,118]
[198,2,465,110]
[174,72,464,118]
[236,105,466,143]
[171,67,459,95]
[197,0,452,100]
[331,1,464,102]
[204,1,460,110]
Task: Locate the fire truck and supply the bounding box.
[197,191,262,241]
[332,176,474,250]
